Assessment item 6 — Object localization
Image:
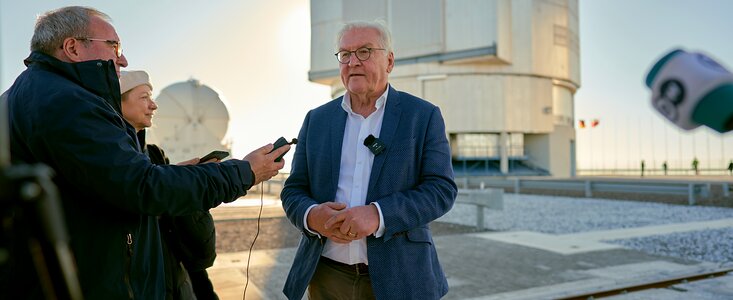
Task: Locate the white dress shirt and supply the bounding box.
[303,86,390,265]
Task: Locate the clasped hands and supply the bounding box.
[307,202,380,244]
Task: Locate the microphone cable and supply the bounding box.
[242,182,265,299]
[242,139,294,299]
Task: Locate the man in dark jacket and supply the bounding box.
[2,6,289,299]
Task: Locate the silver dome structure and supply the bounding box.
[147,79,231,164]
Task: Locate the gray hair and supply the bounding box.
[336,20,393,54]
[30,6,111,55]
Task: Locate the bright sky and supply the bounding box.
[2,0,733,171]
[0,0,330,167]
[576,0,733,170]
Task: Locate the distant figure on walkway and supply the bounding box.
[641,160,645,177]
[727,160,733,175]
[662,161,668,175]
[692,157,700,175]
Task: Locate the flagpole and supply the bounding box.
[627,116,631,172]
[664,122,668,168]
[706,130,711,174]
[650,117,655,174]
[678,126,683,175]
[599,119,604,173]
[638,117,643,173]
[722,133,726,172]
[614,118,618,172]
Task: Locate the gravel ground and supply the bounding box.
[215,193,733,264]
[214,218,486,253]
[439,194,733,234]
[493,186,733,208]
[608,228,733,264]
[439,194,733,263]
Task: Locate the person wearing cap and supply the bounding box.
[2,6,289,299]
[120,70,219,300]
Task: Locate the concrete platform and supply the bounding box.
[211,195,284,221]
[207,198,733,300]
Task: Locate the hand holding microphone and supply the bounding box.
[645,48,733,133]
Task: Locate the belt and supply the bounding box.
[320,256,369,276]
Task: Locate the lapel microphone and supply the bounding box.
[363,134,386,156]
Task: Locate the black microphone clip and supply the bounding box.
[363,134,386,156]
[271,137,298,162]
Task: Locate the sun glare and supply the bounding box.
[278,5,310,68]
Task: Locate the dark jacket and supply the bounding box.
[3,52,253,299]
[143,139,218,300]
[281,87,457,300]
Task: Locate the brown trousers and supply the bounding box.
[307,257,375,300]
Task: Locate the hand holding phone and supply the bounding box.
[269,137,297,162]
[198,150,229,164]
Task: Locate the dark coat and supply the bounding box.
[3,52,253,299]
[281,87,457,300]
[143,140,218,300]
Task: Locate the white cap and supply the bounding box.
[119,70,152,94]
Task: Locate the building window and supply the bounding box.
[453,133,498,158]
[451,133,525,158]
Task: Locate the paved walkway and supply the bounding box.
[208,198,733,300]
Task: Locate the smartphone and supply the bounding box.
[198,150,229,164]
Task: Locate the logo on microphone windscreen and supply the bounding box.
[654,79,685,121]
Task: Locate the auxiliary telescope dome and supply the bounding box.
[147,79,230,164]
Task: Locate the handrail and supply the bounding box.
[456,177,727,205]
[456,189,504,229]
[256,175,729,206]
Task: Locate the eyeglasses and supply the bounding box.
[335,47,385,64]
[75,37,123,58]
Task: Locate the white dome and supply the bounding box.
[147,79,230,163]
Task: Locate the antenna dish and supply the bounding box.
[147,79,230,163]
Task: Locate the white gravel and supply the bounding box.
[607,228,733,264]
[438,193,733,263]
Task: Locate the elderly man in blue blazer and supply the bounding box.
[281,20,457,300]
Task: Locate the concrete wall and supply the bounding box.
[309,0,580,177]
[526,124,576,177]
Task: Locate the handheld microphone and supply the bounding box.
[645,48,733,133]
[363,134,386,156]
[270,137,297,162]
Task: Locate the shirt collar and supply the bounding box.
[341,84,390,115]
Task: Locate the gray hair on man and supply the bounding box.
[335,20,393,54]
[31,6,111,55]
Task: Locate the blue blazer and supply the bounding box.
[281,86,458,300]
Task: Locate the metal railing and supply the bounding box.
[251,175,506,230]
[578,168,733,176]
[456,189,504,229]
[456,177,731,205]
[255,173,730,207]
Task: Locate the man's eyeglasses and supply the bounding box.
[75,37,123,58]
[335,47,385,64]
